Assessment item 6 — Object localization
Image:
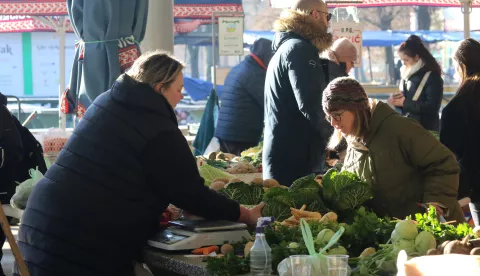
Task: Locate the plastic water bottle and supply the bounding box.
[250,217,273,275]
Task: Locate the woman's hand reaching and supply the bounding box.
[238,202,265,227]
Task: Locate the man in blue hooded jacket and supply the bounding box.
[215,38,273,155]
[263,0,333,186]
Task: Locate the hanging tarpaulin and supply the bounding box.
[174,0,243,19]
[269,0,480,8]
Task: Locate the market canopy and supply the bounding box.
[269,0,480,8]
[177,30,480,48]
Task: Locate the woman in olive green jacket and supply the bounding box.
[322,77,464,223]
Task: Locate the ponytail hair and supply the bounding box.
[398,35,442,75]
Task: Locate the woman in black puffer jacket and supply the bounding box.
[14,51,264,276]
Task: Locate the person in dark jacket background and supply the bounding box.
[389,35,443,131]
[440,38,480,226]
[0,95,23,276]
[263,0,333,186]
[215,38,273,155]
[14,51,264,276]
[322,37,357,82]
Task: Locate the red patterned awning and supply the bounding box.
[0,0,68,16]
[0,17,209,34]
[0,18,72,32]
[0,1,244,18]
[173,4,244,18]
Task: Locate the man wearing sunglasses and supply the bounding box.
[263,0,334,186]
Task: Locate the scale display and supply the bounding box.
[148,220,252,251]
[154,230,188,245]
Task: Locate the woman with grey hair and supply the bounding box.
[14,50,264,276]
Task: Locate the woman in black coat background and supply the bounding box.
[0,94,23,276]
[440,38,480,226]
[389,35,444,131]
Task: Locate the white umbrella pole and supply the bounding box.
[58,28,67,129]
[462,0,472,39]
[34,15,68,129]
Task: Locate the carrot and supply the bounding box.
[191,248,204,255]
[203,245,219,255]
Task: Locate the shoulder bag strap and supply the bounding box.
[412,71,431,102]
[405,71,431,117]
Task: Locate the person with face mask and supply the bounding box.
[388,35,444,131]
[263,0,333,186]
[13,51,264,276]
[323,77,464,223]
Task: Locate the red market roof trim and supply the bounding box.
[325,0,480,8]
[173,4,244,19]
[0,1,68,16]
[1,1,244,17]
[0,18,72,32]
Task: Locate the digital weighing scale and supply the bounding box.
[147,220,252,251]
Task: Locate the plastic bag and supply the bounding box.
[10,167,44,210]
[42,128,71,164]
[278,219,350,276]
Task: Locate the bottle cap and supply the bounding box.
[256,216,274,233]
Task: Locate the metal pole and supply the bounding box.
[367,47,373,82]
[462,0,472,39]
[58,28,67,129]
[212,13,217,92]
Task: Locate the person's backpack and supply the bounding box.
[11,116,47,183]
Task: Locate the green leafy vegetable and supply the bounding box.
[322,167,373,212]
[239,156,253,163]
[206,252,250,276]
[341,207,396,257]
[289,174,319,193]
[262,187,296,221]
[198,163,234,186]
[205,159,230,169]
[409,206,473,243]
[306,200,328,213]
[218,182,264,205]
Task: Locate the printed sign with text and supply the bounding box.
[331,22,363,66]
[218,17,244,56]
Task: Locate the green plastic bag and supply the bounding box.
[277,219,347,276]
[10,158,50,210]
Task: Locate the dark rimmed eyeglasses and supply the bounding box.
[326,110,346,122]
[310,10,332,22]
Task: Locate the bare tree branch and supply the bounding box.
[361,16,382,29]
[392,8,403,20]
